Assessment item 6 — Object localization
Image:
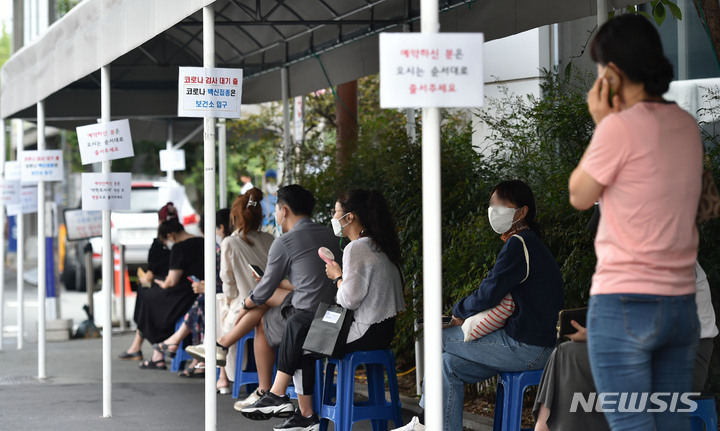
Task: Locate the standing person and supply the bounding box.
[239,171,254,195]
[118,202,176,361]
[239,185,342,431]
[568,14,703,430]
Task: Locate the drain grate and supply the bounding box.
[0,375,47,385]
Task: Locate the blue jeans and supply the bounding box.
[587,294,699,431]
[440,326,551,431]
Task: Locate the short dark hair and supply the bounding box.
[277,184,315,217]
[216,208,231,235]
[158,219,185,240]
[590,14,673,96]
[491,180,541,236]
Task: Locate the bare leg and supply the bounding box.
[217,367,230,389]
[297,394,314,417]
[254,320,276,391]
[218,287,293,347]
[125,330,144,353]
[160,323,192,354]
[270,370,292,396]
[534,403,551,431]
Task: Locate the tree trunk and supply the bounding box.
[693,0,720,67]
[335,81,358,167]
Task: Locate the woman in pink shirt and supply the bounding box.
[568,14,702,431]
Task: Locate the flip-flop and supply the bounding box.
[178,367,205,378]
[138,359,167,370]
[118,350,143,360]
[153,342,178,358]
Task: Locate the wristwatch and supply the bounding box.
[332,276,343,287]
[242,297,256,310]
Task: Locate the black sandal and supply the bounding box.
[153,342,178,358]
[178,367,205,378]
[138,359,166,370]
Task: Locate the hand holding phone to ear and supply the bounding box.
[588,67,622,125]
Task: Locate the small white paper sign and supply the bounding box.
[20,150,64,182]
[379,33,484,108]
[5,161,21,181]
[81,172,131,211]
[0,180,20,205]
[157,184,185,216]
[178,67,243,118]
[293,96,303,144]
[322,310,342,324]
[76,119,134,165]
[64,209,103,240]
[8,185,38,215]
[159,149,186,171]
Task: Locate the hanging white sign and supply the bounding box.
[76,119,134,165]
[64,209,103,241]
[379,33,485,108]
[81,172,131,211]
[20,150,64,182]
[5,161,21,181]
[0,180,20,205]
[8,185,38,216]
[178,67,243,118]
[293,96,304,144]
[159,149,186,171]
[157,184,186,216]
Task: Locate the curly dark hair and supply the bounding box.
[337,189,402,269]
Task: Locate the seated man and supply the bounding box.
[238,185,342,431]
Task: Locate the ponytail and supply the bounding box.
[230,187,264,245]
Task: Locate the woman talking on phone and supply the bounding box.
[569,14,703,431]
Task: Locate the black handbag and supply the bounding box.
[302,302,354,358]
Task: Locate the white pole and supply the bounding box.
[203,6,218,431]
[281,68,291,184]
[16,119,24,351]
[0,119,6,351]
[101,65,113,418]
[37,100,47,379]
[167,121,174,183]
[218,119,227,208]
[420,1,442,430]
[597,0,608,26]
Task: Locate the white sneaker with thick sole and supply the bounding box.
[185,344,227,367]
[391,416,425,431]
[234,389,264,411]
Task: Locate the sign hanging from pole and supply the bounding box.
[76,119,134,165]
[177,67,243,118]
[63,209,103,240]
[81,172,131,211]
[379,33,485,108]
[8,185,38,215]
[20,150,64,182]
[159,149,186,171]
[293,96,303,144]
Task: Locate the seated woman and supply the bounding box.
[135,218,204,369]
[438,180,564,431]
[154,208,231,379]
[533,260,718,431]
[241,188,406,430]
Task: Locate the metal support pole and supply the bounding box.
[101,64,113,418]
[203,6,218,431]
[281,68,291,184]
[118,244,126,331]
[166,121,174,182]
[37,100,47,379]
[597,0,608,26]
[0,119,6,351]
[420,1,442,430]
[16,119,24,351]
[85,243,94,317]
[218,119,227,208]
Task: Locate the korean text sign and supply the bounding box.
[8,185,38,216]
[76,119,134,165]
[0,180,20,205]
[21,150,64,182]
[379,33,484,108]
[64,209,103,241]
[178,67,243,118]
[159,149,186,172]
[82,173,131,211]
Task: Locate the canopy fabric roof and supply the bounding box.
[1,0,643,140]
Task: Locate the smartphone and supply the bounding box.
[602,67,621,106]
[556,307,588,345]
[248,264,264,278]
[187,275,200,283]
[416,316,453,326]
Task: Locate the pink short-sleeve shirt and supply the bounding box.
[582,102,702,296]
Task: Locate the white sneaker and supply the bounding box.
[391,416,425,431]
[185,344,227,366]
[234,388,265,411]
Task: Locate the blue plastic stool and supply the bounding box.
[319,350,402,431]
[232,330,260,398]
[492,369,544,431]
[171,317,194,373]
[690,397,718,431]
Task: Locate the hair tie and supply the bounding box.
[247,199,257,207]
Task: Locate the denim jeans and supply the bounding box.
[440,326,551,431]
[587,293,699,431]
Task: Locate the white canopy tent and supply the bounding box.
[0,0,643,429]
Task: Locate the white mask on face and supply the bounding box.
[215,234,223,245]
[165,240,174,250]
[275,210,285,235]
[331,213,350,237]
[488,206,519,234]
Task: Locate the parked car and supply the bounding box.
[61,180,200,291]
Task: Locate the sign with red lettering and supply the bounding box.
[178,67,243,118]
[379,33,484,108]
[7,185,38,215]
[76,119,134,165]
[21,150,64,182]
[81,173,131,211]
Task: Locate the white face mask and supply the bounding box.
[215,234,223,245]
[266,183,279,195]
[275,210,285,235]
[165,240,174,250]
[488,206,519,234]
[331,213,350,237]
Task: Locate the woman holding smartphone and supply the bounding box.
[569,14,702,430]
